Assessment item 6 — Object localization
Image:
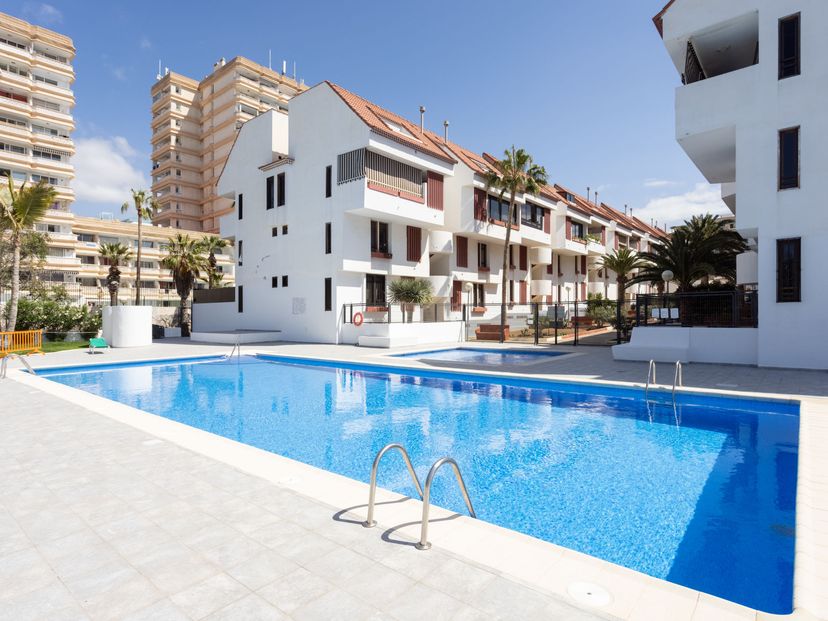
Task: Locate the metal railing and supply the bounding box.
[645,360,656,399]
[1,353,35,378]
[635,291,758,329]
[672,361,683,405]
[342,303,463,325]
[362,444,423,529]
[416,457,476,550]
[0,329,43,356]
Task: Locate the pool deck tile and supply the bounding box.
[2,340,827,620]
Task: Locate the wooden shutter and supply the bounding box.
[581,282,587,300]
[406,226,422,262]
[581,256,587,274]
[519,246,528,271]
[601,226,606,244]
[519,281,527,304]
[456,236,468,268]
[543,209,551,233]
[614,234,619,250]
[451,280,463,311]
[565,217,572,240]
[473,189,486,221]
[426,172,444,210]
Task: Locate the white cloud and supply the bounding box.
[644,179,678,188]
[22,2,62,25]
[139,36,152,50]
[72,137,149,204]
[111,66,127,81]
[638,183,730,228]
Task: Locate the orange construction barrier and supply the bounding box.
[0,330,44,357]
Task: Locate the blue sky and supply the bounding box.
[14,0,728,225]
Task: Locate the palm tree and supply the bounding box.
[484,147,548,343]
[0,174,56,331]
[631,214,746,292]
[98,243,133,306]
[198,235,228,289]
[161,234,208,337]
[121,189,158,305]
[599,247,649,343]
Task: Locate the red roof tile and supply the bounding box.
[324,81,456,164]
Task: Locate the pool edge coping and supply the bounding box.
[7,352,828,620]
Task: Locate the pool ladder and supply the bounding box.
[644,360,684,408]
[0,353,35,379]
[225,341,241,359]
[362,443,476,551]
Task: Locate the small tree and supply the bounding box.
[599,247,649,343]
[99,243,133,306]
[161,234,207,337]
[121,189,158,305]
[484,147,548,343]
[197,235,228,289]
[387,279,433,323]
[0,174,56,331]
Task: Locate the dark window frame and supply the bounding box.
[779,13,801,80]
[477,242,488,269]
[237,193,243,220]
[237,285,244,312]
[282,275,288,288]
[271,276,278,288]
[324,222,331,254]
[271,227,278,237]
[324,277,332,311]
[779,126,800,190]
[370,220,390,255]
[266,175,274,210]
[282,224,288,235]
[325,165,332,198]
[366,274,386,306]
[520,202,544,229]
[276,172,286,206]
[776,238,801,302]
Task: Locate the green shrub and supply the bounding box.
[10,290,101,337]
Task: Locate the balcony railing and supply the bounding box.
[342,303,463,324]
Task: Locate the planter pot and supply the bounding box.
[102,306,152,347]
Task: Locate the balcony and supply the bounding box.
[0,94,31,113]
[530,280,553,297]
[528,246,551,266]
[586,238,606,256]
[428,230,453,254]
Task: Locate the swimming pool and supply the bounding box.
[37,354,798,613]
[394,347,567,365]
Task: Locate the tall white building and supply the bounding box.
[655,0,827,369]
[201,81,663,346]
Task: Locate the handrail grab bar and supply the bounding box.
[362,443,424,528]
[645,360,656,398]
[1,353,35,379]
[415,457,476,550]
[672,361,683,404]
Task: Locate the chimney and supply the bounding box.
[594,191,599,206]
[419,106,426,134]
[443,120,449,143]
[624,204,628,215]
[587,186,590,203]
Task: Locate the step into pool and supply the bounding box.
[394,347,567,365]
[37,354,799,613]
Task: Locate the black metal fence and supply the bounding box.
[635,291,758,328]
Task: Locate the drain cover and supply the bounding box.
[567,581,612,607]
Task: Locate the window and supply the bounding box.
[777,238,801,302]
[266,176,274,210]
[324,277,332,311]
[282,275,288,287]
[472,283,485,308]
[779,14,800,79]
[477,242,488,269]
[238,240,243,266]
[520,203,544,229]
[237,193,244,220]
[366,274,386,306]
[406,226,421,262]
[570,220,585,240]
[272,276,278,288]
[282,225,288,235]
[324,222,331,254]
[779,127,799,190]
[238,285,244,313]
[276,172,285,206]
[272,227,278,237]
[325,165,332,198]
[456,236,468,268]
[79,255,95,265]
[370,221,390,256]
[487,195,517,224]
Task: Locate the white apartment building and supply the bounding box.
[150,57,305,233]
[0,11,75,211]
[199,81,663,346]
[655,0,827,369]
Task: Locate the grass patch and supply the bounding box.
[41,340,89,354]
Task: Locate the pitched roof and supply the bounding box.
[653,0,678,37]
[324,81,456,164]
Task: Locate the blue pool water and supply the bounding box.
[38,355,798,613]
[395,347,567,365]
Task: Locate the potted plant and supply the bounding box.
[387,278,433,323]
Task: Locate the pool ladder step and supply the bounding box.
[362,443,476,551]
[0,353,35,379]
[644,359,684,406]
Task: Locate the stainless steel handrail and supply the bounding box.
[0,353,35,379]
[362,443,424,528]
[672,361,683,405]
[225,341,240,359]
[415,457,476,551]
[644,360,656,398]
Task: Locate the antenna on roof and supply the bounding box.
[443,120,449,143]
[595,191,599,206]
[419,105,426,134]
[624,204,628,215]
[587,186,591,203]
[630,207,634,218]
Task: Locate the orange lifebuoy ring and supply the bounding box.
[353,312,364,327]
